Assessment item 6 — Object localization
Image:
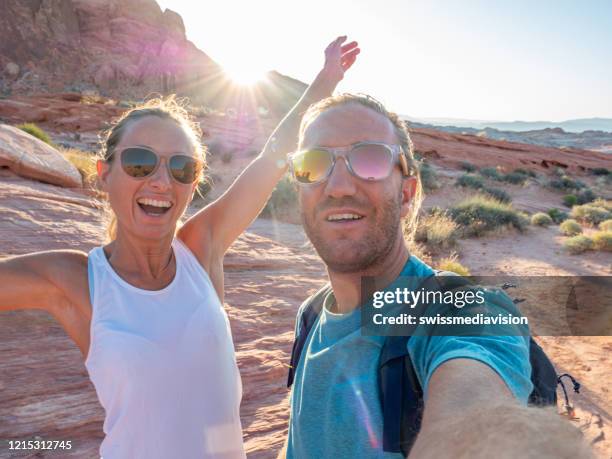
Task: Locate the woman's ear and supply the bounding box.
[97,160,111,191]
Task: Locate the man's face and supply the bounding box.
[298,104,415,273]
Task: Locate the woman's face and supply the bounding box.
[98,116,200,241]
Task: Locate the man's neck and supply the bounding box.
[327,241,410,314]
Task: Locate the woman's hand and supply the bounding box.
[309,36,360,101]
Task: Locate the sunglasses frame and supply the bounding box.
[287,141,410,186]
[113,146,202,185]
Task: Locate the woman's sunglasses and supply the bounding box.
[288,142,409,185]
[116,147,201,185]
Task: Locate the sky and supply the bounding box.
[157,0,612,122]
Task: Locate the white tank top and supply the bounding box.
[85,238,246,459]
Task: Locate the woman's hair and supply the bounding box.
[298,93,423,239]
[99,95,207,241]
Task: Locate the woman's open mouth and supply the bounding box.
[136,198,173,216]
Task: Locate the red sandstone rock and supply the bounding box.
[0,124,82,188]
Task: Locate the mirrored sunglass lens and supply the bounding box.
[169,155,199,184]
[291,150,333,184]
[121,148,157,178]
[349,145,393,180]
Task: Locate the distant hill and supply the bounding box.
[405,116,612,134]
[0,0,306,117]
[406,121,612,154]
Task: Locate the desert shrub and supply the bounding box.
[17,123,53,145]
[261,174,297,220]
[419,161,439,192]
[548,175,585,191]
[60,148,98,185]
[437,254,470,276]
[592,231,612,251]
[449,195,529,237]
[456,173,484,190]
[563,235,593,254]
[414,211,458,249]
[512,168,537,178]
[599,219,612,232]
[571,202,611,225]
[220,151,233,164]
[563,194,578,207]
[575,188,597,205]
[531,212,553,226]
[592,198,612,211]
[547,208,568,224]
[502,171,528,185]
[460,161,477,172]
[483,187,511,203]
[590,167,609,176]
[559,219,582,236]
[480,167,503,181]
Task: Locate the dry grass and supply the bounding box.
[563,235,594,254]
[436,253,471,276]
[559,219,582,236]
[592,231,612,251]
[60,147,99,188]
[414,211,458,251]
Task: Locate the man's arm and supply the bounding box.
[407,359,593,459]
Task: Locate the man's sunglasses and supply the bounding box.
[114,147,201,185]
[288,142,409,185]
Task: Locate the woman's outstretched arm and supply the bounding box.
[0,251,85,314]
[180,36,359,258]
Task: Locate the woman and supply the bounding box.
[0,37,359,458]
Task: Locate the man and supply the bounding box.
[280,94,592,458]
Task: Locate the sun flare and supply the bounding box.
[224,65,267,86]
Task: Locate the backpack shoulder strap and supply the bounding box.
[379,270,471,455]
[287,282,332,388]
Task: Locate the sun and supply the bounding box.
[224,65,267,86]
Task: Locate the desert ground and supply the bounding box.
[0,95,610,458]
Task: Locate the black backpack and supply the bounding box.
[287,271,561,456]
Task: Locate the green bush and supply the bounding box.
[502,171,528,185]
[480,167,503,181]
[590,167,609,176]
[549,175,585,191]
[559,219,582,236]
[575,188,597,205]
[563,235,593,254]
[456,173,484,190]
[460,161,477,173]
[17,123,53,145]
[531,212,553,226]
[571,202,612,225]
[483,187,511,203]
[419,161,439,192]
[449,195,529,237]
[600,219,612,232]
[563,195,578,207]
[547,208,568,224]
[512,168,537,178]
[592,231,612,251]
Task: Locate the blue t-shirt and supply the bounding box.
[286,255,533,459]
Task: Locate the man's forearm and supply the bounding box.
[408,403,593,459]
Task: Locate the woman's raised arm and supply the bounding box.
[179,36,359,258]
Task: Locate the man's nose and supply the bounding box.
[323,157,357,198]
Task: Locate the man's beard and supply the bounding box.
[300,191,403,274]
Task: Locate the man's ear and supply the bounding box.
[400,175,417,218]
